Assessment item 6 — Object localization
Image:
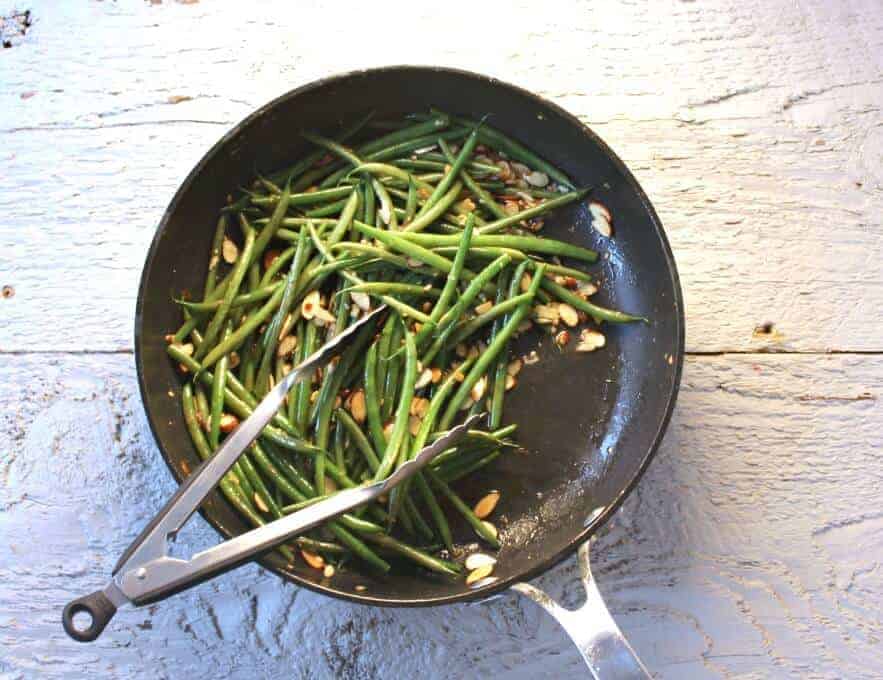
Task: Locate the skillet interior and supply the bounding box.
[135,66,684,606]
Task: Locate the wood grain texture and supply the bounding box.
[2,354,881,679]
[2,0,882,678]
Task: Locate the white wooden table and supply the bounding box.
[2,1,882,677]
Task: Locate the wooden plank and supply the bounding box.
[1,0,882,353]
[2,353,881,678]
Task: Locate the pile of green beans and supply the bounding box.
[166,111,642,585]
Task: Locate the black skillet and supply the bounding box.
[135,66,684,677]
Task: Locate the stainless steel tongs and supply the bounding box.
[63,306,482,642]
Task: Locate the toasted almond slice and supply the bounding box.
[348,389,367,424]
[525,170,550,187]
[517,319,533,334]
[457,197,476,212]
[520,272,532,292]
[578,281,599,298]
[383,422,395,440]
[467,345,480,360]
[495,160,512,181]
[474,300,493,315]
[455,343,468,358]
[410,396,430,418]
[301,550,324,570]
[505,374,517,391]
[466,564,495,585]
[310,389,320,404]
[533,304,560,325]
[253,493,269,513]
[453,370,466,383]
[408,414,422,436]
[228,351,240,369]
[589,201,613,237]
[431,367,443,383]
[219,413,239,433]
[507,359,523,377]
[301,290,321,320]
[222,237,239,264]
[323,564,335,578]
[459,397,474,411]
[468,576,499,590]
[324,476,338,494]
[470,375,488,402]
[281,363,292,377]
[511,161,530,176]
[406,257,423,268]
[354,584,367,592]
[465,553,498,571]
[523,350,539,365]
[312,304,336,325]
[558,303,579,328]
[277,334,298,357]
[351,291,371,311]
[576,328,606,352]
[555,330,571,348]
[473,490,500,519]
[415,367,433,389]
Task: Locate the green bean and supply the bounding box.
[251,185,352,209]
[181,385,295,562]
[294,320,318,430]
[416,123,480,219]
[374,323,417,481]
[388,231,598,263]
[540,277,647,324]
[342,282,441,298]
[438,137,508,220]
[451,292,530,347]
[427,469,500,548]
[330,242,410,269]
[294,536,347,555]
[169,345,321,456]
[438,263,546,430]
[255,227,311,397]
[363,342,388,455]
[449,112,574,188]
[359,113,449,156]
[431,246,592,282]
[362,532,460,576]
[336,408,380,472]
[305,196,351,218]
[401,181,462,233]
[371,177,398,230]
[489,268,514,430]
[203,216,227,298]
[404,174,418,224]
[472,188,590,234]
[209,322,232,449]
[438,450,502,483]
[195,221,255,360]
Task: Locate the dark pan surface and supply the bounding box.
[135,66,684,606]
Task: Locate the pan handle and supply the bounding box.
[512,538,651,679]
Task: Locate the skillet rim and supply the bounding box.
[134,64,685,607]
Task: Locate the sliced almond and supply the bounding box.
[555,330,571,347]
[348,389,367,424]
[520,273,532,293]
[473,490,500,519]
[505,374,517,391]
[175,342,195,357]
[495,160,512,181]
[470,375,488,402]
[431,367,443,383]
[408,414,422,436]
[406,257,423,269]
[576,328,606,352]
[517,319,533,334]
[277,334,298,357]
[383,422,395,440]
[533,304,560,325]
[464,553,498,571]
[459,397,474,411]
[589,201,613,237]
[507,359,523,377]
[453,370,466,383]
[456,197,477,212]
[354,584,367,592]
[503,201,520,216]
[300,550,324,569]
[301,290,321,320]
[578,281,599,298]
[466,564,495,585]
[222,237,239,264]
[351,291,371,311]
[524,350,540,365]
[312,304,336,325]
[558,303,579,328]
[219,413,239,433]
[310,389,320,404]
[468,576,499,590]
[414,367,433,390]
[323,564,335,579]
[467,345,480,360]
[410,396,430,418]
[228,351,240,369]
[474,300,493,315]
[525,170,549,187]
[455,343,468,358]
[253,493,269,513]
[324,476,338,494]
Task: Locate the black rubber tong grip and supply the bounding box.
[62,590,117,642]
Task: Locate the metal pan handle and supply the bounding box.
[512,538,651,679]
